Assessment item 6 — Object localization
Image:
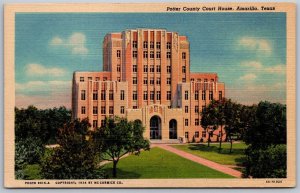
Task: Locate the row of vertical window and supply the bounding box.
[191,78,214,82]
[185,131,211,139]
[132,91,171,101]
[79,77,107,82]
[184,105,207,113]
[81,106,125,115]
[116,49,186,59]
[81,90,125,101]
[132,41,169,49]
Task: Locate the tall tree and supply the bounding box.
[94,117,150,178]
[42,118,103,179]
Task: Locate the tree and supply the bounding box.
[94,117,150,178]
[242,101,287,178]
[201,99,226,151]
[42,119,103,179]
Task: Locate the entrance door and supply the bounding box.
[150,116,161,139]
[169,119,177,139]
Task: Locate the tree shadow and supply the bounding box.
[234,156,247,167]
[188,144,245,155]
[102,168,141,179]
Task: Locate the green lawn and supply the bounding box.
[171,142,247,166]
[102,147,234,179]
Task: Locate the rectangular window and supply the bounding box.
[182,78,186,83]
[150,91,154,100]
[143,77,148,85]
[81,106,86,114]
[167,52,171,59]
[101,90,106,100]
[143,41,148,49]
[143,65,148,73]
[93,106,98,115]
[185,106,188,113]
[93,120,98,128]
[120,106,125,114]
[202,131,207,138]
[109,106,114,114]
[185,132,189,139]
[167,91,171,100]
[132,41,137,48]
[81,90,86,100]
[150,65,154,73]
[133,91,137,100]
[185,91,189,100]
[195,119,199,126]
[150,78,154,85]
[95,77,100,81]
[133,106,138,109]
[117,65,121,72]
[167,42,171,49]
[167,78,171,85]
[195,131,199,138]
[80,77,84,82]
[133,77,137,84]
[117,77,121,82]
[88,77,92,81]
[103,77,107,81]
[156,78,161,85]
[93,91,98,100]
[143,51,148,58]
[156,42,161,49]
[143,91,148,100]
[109,90,114,100]
[133,51,137,58]
[133,65,137,72]
[185,119,189,126]
[156,52,161,58]
[101,106,106,114]
[150,41,154,49]
[117,50,121,58]
[182,52,186,59]
[209,91,213,100]
[150,51,154,58]
[191,78,194,82]
[168,106,171,109]
[120,90,125,100]
[156,65,161,73]
[167,66,171,73]
[182,66,186,73]
[202,105,206,112]
[195,106,199,113]
[156,91,161,100]
[202,91,206,100]
[219,91,223,100]
[101,120,105,127]
[195,91,199,100]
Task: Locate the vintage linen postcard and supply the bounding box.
[4,2,296,188]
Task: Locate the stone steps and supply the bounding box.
[150,139,182,144]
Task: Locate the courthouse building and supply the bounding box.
[72,28,225,143]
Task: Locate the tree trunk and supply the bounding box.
[112,160,118,178]
[230,136,233,153]
[207,129,210,147]
[219,125,223,152]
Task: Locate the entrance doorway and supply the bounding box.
[169,119,177,139]
[150,116,161,139]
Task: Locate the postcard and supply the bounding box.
[4,2,296,188]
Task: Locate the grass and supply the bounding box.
[23,164,42,180]
[171,142,247,166]
[102,147,235,179]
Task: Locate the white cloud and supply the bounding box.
[16,80,71,92]
[265,65,285,75]
[239,73,257,81]
[241,61,262,69]
[49,32,88,55]
[238,37,272,54]
[26,63,65,77]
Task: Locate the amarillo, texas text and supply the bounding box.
[166,6,275,12]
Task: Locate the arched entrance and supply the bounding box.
[169,119,177,139]
[150,116,161,139]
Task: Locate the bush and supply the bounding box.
[243,144,286,178]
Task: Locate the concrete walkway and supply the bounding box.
[153,144,242,178]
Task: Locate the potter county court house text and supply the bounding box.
[72,29,225,143]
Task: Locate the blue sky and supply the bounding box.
[15,13,286,109]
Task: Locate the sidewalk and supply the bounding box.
[153,144,242,178]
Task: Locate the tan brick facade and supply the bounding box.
[72,29,225,143]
